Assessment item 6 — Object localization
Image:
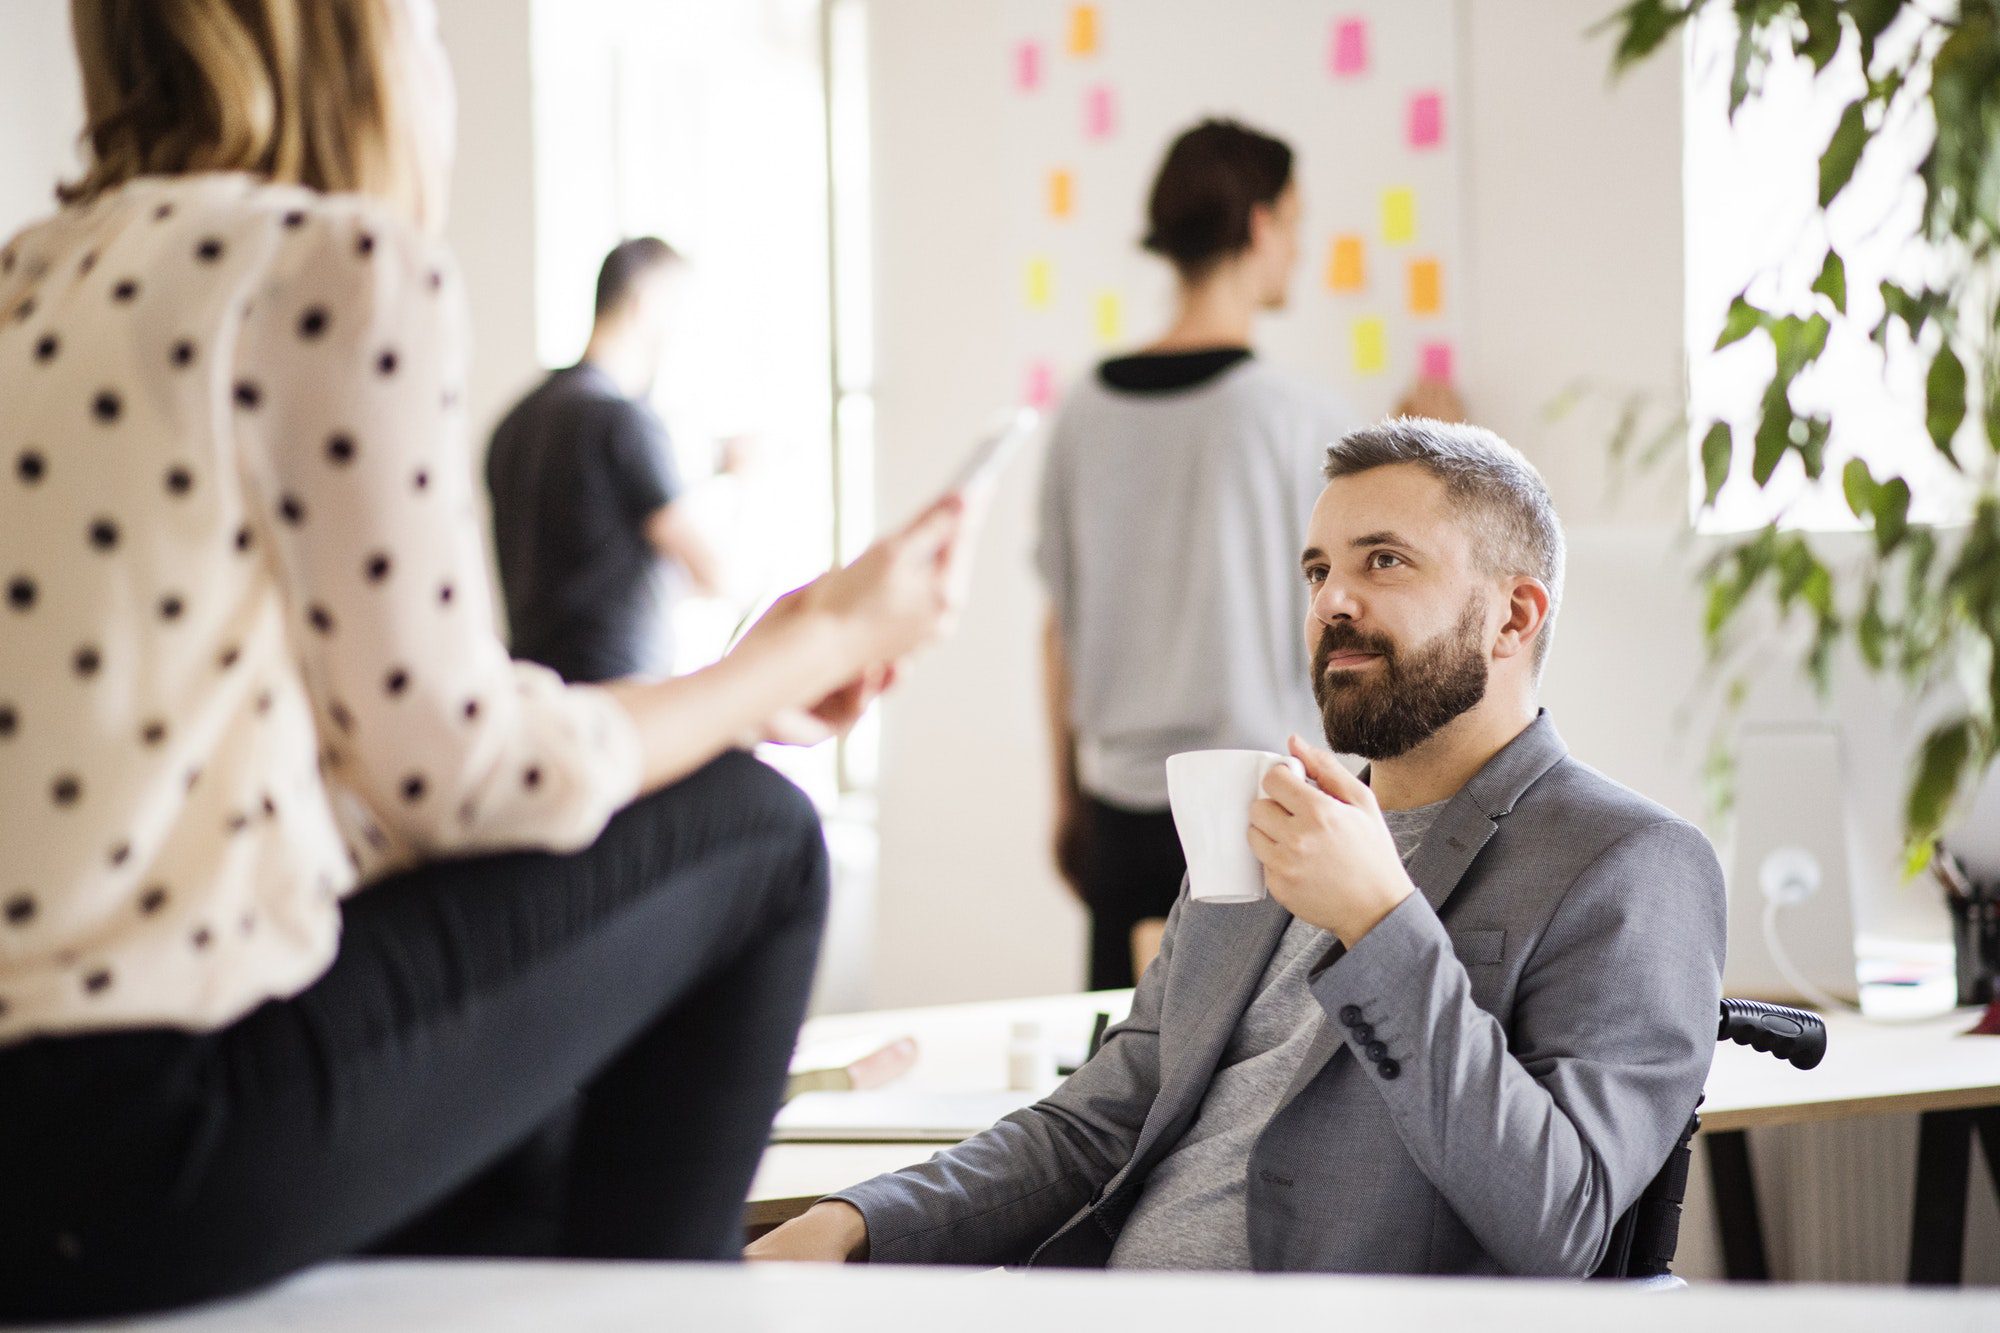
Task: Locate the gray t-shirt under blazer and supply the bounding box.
[1108,800,1449,1270]
[1035,355,1356,810]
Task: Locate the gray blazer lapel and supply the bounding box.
[1130,892,1291,1164]
[1273,711,1571,1109]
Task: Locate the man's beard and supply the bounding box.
[1312,596,1490,760]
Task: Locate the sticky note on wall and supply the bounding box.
[1382,187,1415,244]
[1408,92,1443,148]
[1330,18,1368,76]
[1353,317,1386,375]
[1015,41,1042,92]
[1326,235,1365,292]
[1024,359,1056,409]
[1084,84,1117,139]
[1048,169,1074,220]
[1026,257,1053,310]
[1094,291,1122,345]
[1420,342,1454,382]
[1068,5,1099,56]
[1408,258,1441,315]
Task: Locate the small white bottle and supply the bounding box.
[1006,1021,1054,1091]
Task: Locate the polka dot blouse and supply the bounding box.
[0,174,642,1044]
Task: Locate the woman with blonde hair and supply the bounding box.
[0,0,964,1316]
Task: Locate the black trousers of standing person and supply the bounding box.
[0,751,828,1321]
[1072,794,1187,992]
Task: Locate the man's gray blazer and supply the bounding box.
[833,712,1727,1276]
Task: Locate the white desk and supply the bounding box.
[24,1258,2000,1333]
[751,994,2000,1282]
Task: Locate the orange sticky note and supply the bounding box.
[1326,235,1365,292]
[1068,5,1099,56]
[1049,169,1074,220]
[1382,187,1415,244]
[1026,257,1053,310]
[1408,258,1441,314]
[1353,317,1386,375]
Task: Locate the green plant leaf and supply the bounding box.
[1841,457,1876,518]
[1728,16,1756,119]
[1926,342,1967,463]
[1872,476,1911,555]
[1715,295,1764,350]
[1799,0,1841,72]
[1818,99,1868,208]
[1849,0,1899,70]
[1752,383,1792,484]
[1811,249,1846,313]
[1858,580,1888,671]
[1598,1,1696,74]
[1796,414,1831,479]
[1906,717,1975,854]
[1701,422,1733,507]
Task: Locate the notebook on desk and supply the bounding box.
[771,1088,1049,1143]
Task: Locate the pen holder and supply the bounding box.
[1945,888,1997,1009]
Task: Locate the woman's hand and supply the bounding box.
[795,494,968,667]
[759,662,899,747]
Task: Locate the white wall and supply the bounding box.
[0,0,84,239]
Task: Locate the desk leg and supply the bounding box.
[1706,1130,1769,1281]
[1908,1109,1973,1286]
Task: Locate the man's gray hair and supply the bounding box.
[1322,418,1566,670]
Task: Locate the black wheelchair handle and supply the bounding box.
[1718,998,1827,1070]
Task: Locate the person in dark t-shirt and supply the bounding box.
[487,237,726,683]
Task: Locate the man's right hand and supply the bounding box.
[743,1200,870,1263]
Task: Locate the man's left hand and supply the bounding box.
[1249,735,1417,948]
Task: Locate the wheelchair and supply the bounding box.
[1591,998,1828,1280]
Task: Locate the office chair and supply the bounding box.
[1591,998,1828,1281]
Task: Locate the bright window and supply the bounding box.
[1684,6,1972,533]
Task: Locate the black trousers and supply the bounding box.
[1073,795,1186,991]
[0,751,828,1320]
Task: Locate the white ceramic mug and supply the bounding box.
[1166,749,1308,904]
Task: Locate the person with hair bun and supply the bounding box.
[1038,118,1361,989]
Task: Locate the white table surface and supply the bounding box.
[30,1259,2000,1333]
[752,992,2000,1209]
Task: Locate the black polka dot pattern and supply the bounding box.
[0,184,641,1038]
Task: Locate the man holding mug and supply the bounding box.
[750,419,1726,1277]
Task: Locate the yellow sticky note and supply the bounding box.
[1382,187,1416,244]
[1068,5,1100,56]
[1094,290,1122,345]
[1353,317,1386,375]
[1049,169,1074,220]
[1408,258,1441,315]
[1326,235,1365,292]
[1026,257,1053,310]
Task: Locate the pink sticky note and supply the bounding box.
[1015,41,1042,92]
[1084,84,1116,140]
[1330,19,1368,76]
[1024,360,1057,410]
[1420,341,1454,382]
[1408,92,1443,148]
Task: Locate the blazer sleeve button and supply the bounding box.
[1364,1041,1388,1062]
[1377,1058,1401,1079]
[1338,1005,1363,1026]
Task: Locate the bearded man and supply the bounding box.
[749,419,1726,1278]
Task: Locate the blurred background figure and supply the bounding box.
[1037,120,1355,990]
[487,236,736,684]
